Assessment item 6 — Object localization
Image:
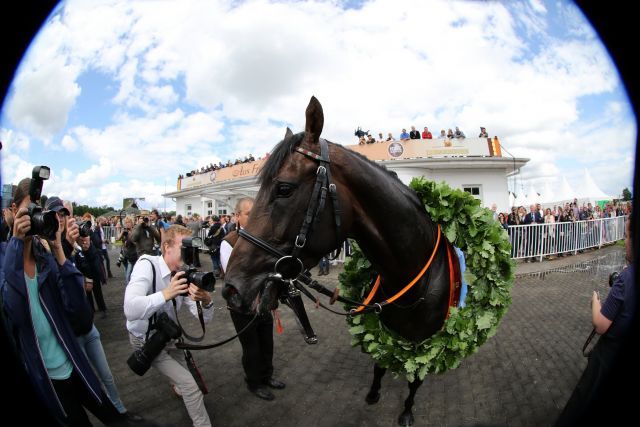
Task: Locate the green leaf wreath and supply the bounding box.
[339,178,514,381]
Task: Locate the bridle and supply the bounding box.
[238,138,448,317]
[238,138,342,281]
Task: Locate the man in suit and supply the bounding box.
[409,126,421,139]
[523,204,543,262]
[91,216,113,278]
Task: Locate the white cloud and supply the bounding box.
[1,0,635,207]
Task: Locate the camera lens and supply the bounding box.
[31,209,58,240]
[188,270,215,292]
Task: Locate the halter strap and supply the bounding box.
[353,224,442,314]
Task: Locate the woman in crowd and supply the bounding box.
[1,178,126,425]
[543,207,556,259]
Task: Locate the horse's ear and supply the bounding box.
[284,127,293,140]
[303,96,324,146]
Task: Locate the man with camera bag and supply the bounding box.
[124,224,214,427]
[131,215,161,257]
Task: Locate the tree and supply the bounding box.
[622,187,632,201]
[72,202,116,218]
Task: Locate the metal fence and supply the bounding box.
[507,216,627,261]
[103,216,627,263]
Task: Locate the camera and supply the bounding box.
[27,166,58,240]
[116,251,126,268]
[77,220,92,238]
[142,217,149,224]
[609,272,619,287]
[178,237,215,292]
[127,312,181,376]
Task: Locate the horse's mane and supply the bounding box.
[259,132,425,213]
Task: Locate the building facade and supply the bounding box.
[164,137,528,217]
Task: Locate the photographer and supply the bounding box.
[124,225,214,427]
[187,213,203,267]
[1,174,126,425]
[557,216,636,426]
[118,217,138,285]
[206,216,225,279]
[131,214,161,257]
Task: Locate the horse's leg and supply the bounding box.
[365,363,386,404]
[397,377,423,426]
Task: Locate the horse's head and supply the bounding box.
[223,96,350,314]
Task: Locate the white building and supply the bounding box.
[164,137,528,216]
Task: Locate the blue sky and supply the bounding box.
[1,0,636,210]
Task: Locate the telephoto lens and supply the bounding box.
[127,312,181,376]
[28,204,58,240]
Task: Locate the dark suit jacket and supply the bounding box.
[90,227,103,250]
[522,211,543,225]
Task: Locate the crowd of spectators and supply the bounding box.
[178,153,266,180]
[490,198,633,261]
[357,125,488,145]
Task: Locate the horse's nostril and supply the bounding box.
[222,284,243,309]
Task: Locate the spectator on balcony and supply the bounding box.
[447,129,454,139]
[358,136,366,145]
[438,129,447,139]
[422,127,433,139]
[366,134,376,144]
[479,127,489,138]
[454,127,466,138]
[409,126,420,139]
[377,132,385,143]
[386,133,395,142]
[399,129,410,141]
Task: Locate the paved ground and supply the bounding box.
[87,244,625,426]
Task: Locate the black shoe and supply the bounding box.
[264,378,286,389]
[249,386,275,401]
[121,411,144,422]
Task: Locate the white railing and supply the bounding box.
[104,217,627,264]
[507,216,627,261]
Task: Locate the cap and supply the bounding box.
[45,196,70,215]
[212,215,220,221]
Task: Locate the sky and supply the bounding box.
[1,0,636,211]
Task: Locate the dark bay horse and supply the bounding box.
[224,96,460,425]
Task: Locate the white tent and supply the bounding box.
[556,176,575,202]
[575,168,612,201]
[539,180,556,204]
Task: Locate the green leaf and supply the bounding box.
[349,325,365,335]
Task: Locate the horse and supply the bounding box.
[223,96,461,426]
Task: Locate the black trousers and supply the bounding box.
[87,280,107,312]
[229,310,274,388]
[52,371,123,426]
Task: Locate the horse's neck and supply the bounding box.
[341,153,435,282]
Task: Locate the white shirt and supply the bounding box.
[220,240,233,273]
[124,254,213,339]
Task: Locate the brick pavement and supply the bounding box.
[86,245,625,426]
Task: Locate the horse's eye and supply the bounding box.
[276,183,295,197]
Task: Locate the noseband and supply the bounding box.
[238,138,342,280]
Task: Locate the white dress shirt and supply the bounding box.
[220,240,233,273]
[124,254,213,339]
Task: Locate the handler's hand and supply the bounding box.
[12,208,31,240]
[188,283,212,306]
[163,271,188,301]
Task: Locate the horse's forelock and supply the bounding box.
[258,132,305,185]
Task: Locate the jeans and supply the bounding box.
[210,250,222,276]
[125,259,136,285]
[77,325,127,414]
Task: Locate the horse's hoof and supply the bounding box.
[365,391,380,404]
[398,412,414,426]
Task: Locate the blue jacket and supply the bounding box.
[1,237,110,422]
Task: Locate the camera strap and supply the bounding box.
[171,298,206,342]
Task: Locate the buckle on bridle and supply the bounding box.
[295,234,306,248]
[317,165,326,176]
